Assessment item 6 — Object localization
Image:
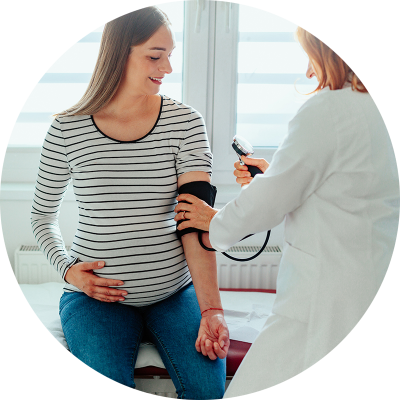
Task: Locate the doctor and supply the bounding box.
[174,27,399,397]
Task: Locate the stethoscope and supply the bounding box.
[198,135,271,262]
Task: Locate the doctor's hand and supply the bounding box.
[174,193,219,232]
[196,310,230,360]
[234,155,269,187]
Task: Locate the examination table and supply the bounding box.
[19,283,276,396]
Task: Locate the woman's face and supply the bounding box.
[122,24,175,96]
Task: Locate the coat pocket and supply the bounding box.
[272,242,319,323]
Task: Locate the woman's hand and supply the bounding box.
[64,261,128,302]
[196,310,230,360]
[174,194,219,232]
[234,155,269,187]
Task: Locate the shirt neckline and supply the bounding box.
[91,94,164,143]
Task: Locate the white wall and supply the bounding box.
[0,183,79,271]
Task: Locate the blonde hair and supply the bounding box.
[56,7,170,117]
[296,27,367,93]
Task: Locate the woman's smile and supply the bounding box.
[149,76,164,85]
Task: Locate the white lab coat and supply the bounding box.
[209,86,400,397]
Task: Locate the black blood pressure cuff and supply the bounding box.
[176,181,217,239]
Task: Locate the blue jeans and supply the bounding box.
[59,283,226,399]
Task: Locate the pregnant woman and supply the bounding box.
[31,7,229,399]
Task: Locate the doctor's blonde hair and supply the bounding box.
[296,27,367,93]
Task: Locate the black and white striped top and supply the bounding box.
[31,95,212,306]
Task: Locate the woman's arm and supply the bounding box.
[31,119,127,302]
[177,171,230,360]
[31,119,78,279]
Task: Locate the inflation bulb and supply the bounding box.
[232,135,263,177]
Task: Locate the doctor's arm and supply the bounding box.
[177,171,230,360]
[177,99,337,252]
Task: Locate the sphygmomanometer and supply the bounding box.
[176,135,271,262]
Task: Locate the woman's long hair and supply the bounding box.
[56,7,170,117]
[296,27,367,93]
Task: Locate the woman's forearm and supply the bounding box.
[177,172,222,312]
[181,232,222,313]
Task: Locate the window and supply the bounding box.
[236,4,318,148]
[209,2,318,183]
[4,1,317,188]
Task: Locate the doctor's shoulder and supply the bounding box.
[287,89,336,137]
[288,86,373,136]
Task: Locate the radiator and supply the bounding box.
[14,245,282,288]
[14,245,70,284]
[216,245,281,290]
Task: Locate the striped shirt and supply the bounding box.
[31,95,213,306]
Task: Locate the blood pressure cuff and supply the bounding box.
[176,181,217,239]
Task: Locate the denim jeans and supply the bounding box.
[59,283,226,399]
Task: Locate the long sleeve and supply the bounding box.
[220,87,399,397]
[209,92,337,252]
[31,118,78,280]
